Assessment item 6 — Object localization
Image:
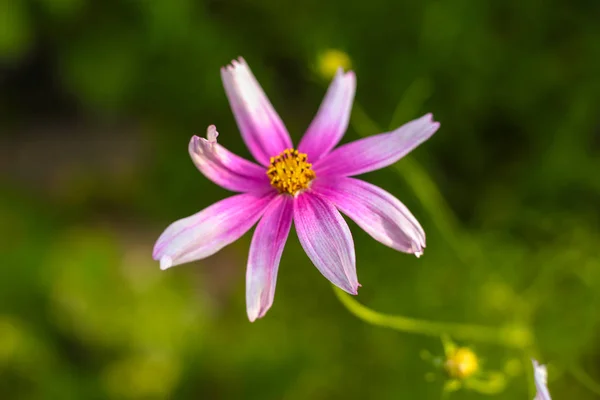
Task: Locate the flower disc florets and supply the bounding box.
[267,149,316,195]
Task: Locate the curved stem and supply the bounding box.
[334,287,532,349]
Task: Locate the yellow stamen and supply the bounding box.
[267,149,316,195]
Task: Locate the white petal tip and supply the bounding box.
[532,359,548,381]
[421,113,440,128]
[532,359,551,400]
[412,244,425,258]
[206,125,219,143]
[247,307,264,323]
[160,256,173,270]
[224,57,247,72]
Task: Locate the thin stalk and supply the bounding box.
[334,287,532,349]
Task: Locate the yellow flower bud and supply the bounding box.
[444,347,479,379]
[317,49,352,79]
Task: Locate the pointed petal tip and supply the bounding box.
[223,57,247,72]
[335,67,356,77]
[414,241,426,257]
[159,255,173,270]
[349,284,360,295]
[532,359,551,400]
[425,113,441,129]
[206,125,219,142]
[334,66,345,77]
[189,135,200,149]
[339,281,360,295]
[189,127,218,151]
[222,62,236,74]
[247,305,267,322]
[413,243,425,258]
[420,112,440,126]
[247,309,259,323]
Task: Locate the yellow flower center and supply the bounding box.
[444,348,479,379]
[267,149,316,195]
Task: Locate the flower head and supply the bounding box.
[153,57,440,321]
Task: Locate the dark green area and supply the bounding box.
[1,0,600,398]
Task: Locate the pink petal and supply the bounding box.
[298,69,356,161]
[221,58,293,166]
[246,195,293,322]
[313,177,425,256]
[313,113,440,177]
[189,125,271,192]
[293,192,359,294]
[532,360,552,400]
[153,191,276,269]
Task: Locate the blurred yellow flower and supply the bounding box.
[444,347,479,379]
[317,49,352,79]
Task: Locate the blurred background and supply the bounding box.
[1,0,600,398]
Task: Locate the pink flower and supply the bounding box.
[153,58,440,321]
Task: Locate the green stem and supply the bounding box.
[334,287,532,349]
